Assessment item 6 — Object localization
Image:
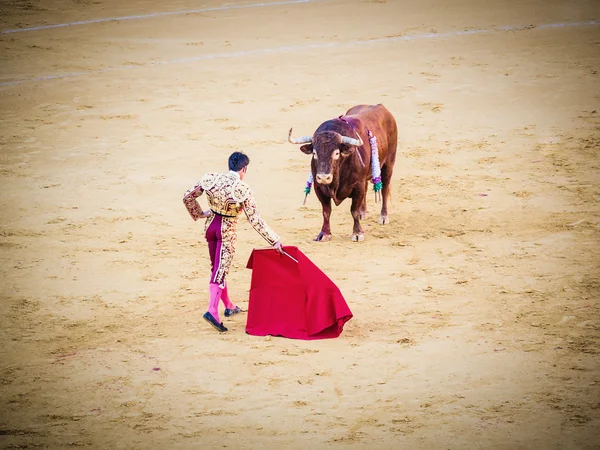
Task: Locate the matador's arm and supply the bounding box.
[183,182,206,221]
[242,191,280,246]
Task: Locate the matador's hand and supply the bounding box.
[273,240,284,253]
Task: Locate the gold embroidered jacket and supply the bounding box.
[183,171,280,246]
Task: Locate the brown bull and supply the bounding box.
[289,104,398,241]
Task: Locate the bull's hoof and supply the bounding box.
[379,215,389,225]
[351,233,364,242]
[315,232,332,242]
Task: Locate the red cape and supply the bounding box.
[245,246,353,340]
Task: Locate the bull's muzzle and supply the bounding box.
[316,173,333,185]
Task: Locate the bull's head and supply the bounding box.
[288,129,363,185]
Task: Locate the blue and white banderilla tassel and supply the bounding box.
[368,130,383,203]
[303,171,313,205]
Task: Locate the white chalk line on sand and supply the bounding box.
[0,0,320,34]
[1,20,598,88]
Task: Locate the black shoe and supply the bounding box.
[224,306,242,317]
[203,312,228,332]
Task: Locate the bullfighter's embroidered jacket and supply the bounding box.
[183,171,280,283]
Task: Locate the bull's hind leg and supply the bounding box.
[379,163,394,225]
[350,193,365,242]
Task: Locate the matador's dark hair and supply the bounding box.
[228,152,250,172]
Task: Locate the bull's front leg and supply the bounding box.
[315,196,333,242]
[350,194,365,242]
[360,179,368,220]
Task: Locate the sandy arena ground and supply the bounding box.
[1,0,599,448]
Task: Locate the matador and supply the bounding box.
[183,152,283,332]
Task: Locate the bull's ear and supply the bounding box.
[340,144,356,156]
[300,144,314,155]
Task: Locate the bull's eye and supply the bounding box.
[332,149,340,160]
[312,149,318,160]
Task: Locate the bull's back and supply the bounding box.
[346,104,396,135]
[346,104,397,164]
[346,103,393,122]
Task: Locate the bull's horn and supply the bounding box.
[288,128,312,144]
[340,131,363,147]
